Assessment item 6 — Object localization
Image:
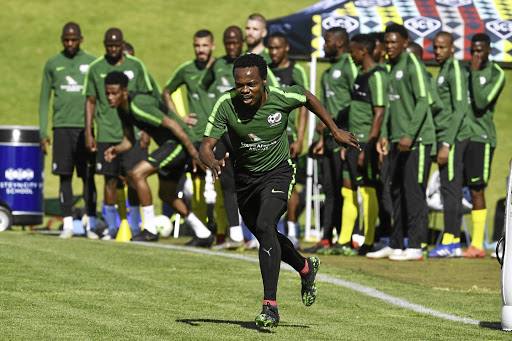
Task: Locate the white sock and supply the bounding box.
[63,216,73,230]
[287,221,296,237]
[141,205,157,235]
[229,225,244,242]
[185,212,211,238]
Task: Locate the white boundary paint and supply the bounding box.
[131,241,489,327]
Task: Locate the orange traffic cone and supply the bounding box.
[116,219,132,242]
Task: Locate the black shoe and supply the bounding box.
[255,303,279,328]
[301,256,320,306]
[357,244,375,256]
[131,229,159,242]
[185,234,214,247]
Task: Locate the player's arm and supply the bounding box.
[303,89,360,150]
[290,106,308,157]
[470,63,505,111]
[84,96,97,152]
[104,125,134,162]
[38,61,52,154]
[163,65,198,127]
[199,136,229,183]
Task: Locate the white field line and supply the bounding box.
[132,242,482,326]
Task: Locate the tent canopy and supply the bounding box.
[267,0,512,63]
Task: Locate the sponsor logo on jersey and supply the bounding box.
[354,0,391,7]
[79,64,89,74]
[268,112,282,126]
[124,70,135,80]
[437,76,444,85]
[60,76,82,92]
[322,15,359,33]
[404,17,441,38]
[248,133,262,142]
[436,0,472,6]
[5,168,34,181]
[486,19,512,40]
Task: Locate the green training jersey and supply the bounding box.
[84,54,153,143]
[435,58,471,145]
[39,49,96,139]
[320,54,358,135]
[199,56,236,103]
[148,73,162,100]
[120,92,195,146]
[270,61,309,138]
[164,60,214,142]
[466,61,505,147]
[204,85,306,173]
[348,64,388,143]
[385,52,435,145]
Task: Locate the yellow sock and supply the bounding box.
[470,209,487,249]
[339,187,359,245]
[360,186,378,245]
[441,233,454,245]
[116,187,127,220]
[453,237,460,244]
[213,180,227,236]
[192,177,208,225]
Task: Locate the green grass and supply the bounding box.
[0,231,508,340]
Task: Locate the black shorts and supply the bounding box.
[345,142,379,186]
[463,141,494,188]
[52,128,95,177]
[148,141,189,182]
[236,160,295,218]
[96,140,148,176]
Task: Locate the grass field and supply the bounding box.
[0,231,508,340]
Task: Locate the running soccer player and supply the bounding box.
[428,32,471,258]
[369,24,435,261]
[103,71,213,246]
[39,22,98,239]
[84,28,153,240]
[199,54,360,328]
[268,31,309,248]
[462,33,506,258]
[329,33,387,256]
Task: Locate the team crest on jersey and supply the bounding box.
[248,133,262,142]
[396,70,403,80]
[124,70,135,80]
[437,76,444,85]
[79,64,89,74]
[332,69,342,79]
[480,76,486,85]
[268,112,282,126]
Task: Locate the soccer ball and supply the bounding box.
[155,215,172,238]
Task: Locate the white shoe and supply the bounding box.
[245,238,259,250]
[366,246,399,259]
[212,240,245,250]
[101,234,112,241]
[59,229,74,239]
[86,230,99,240]
[389,248,423,261]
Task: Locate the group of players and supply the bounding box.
[39,14,505,262]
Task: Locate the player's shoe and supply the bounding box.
[303,239,331,253]
[184,234,214,247]
[131,229,159,242]
[324,243,356,256]
[212,240,245,250]
[301,256,320,306]
[462,245,485,258]
[366,246,401,259]
[389,248,423,261]
[428,243,462,258]
[59,229,74,239]
[101,234,113,241]
[255,303,279,328]
[357,244,375,256]
[86,230,99,240]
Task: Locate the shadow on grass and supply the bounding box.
[479,321,503,330]
[176,318,310,333]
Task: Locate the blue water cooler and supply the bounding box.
[0,126,44,230]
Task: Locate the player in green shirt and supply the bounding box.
[84,27,154,239]
[428,32,471,258]
[370,24,435,261]
[39,22,98,239]
[268,31,309,248]
[103,71,213,245]
[245,13,272,65]
[200,54,360,328]
[329,34,387,256]
[462,33,506,258]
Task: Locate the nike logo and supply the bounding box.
[148,157,157,162]
[272,189,284,194]
[237,118,251,123]
[471,177,481,182]
[100,73,108,78]
[356,176,363,181]
[56,66,66,71]
[190,75,199,80]
[262,247,272,256]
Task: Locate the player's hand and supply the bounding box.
[376,137,389,156]
[315,120,326,133]
[470,53,483,71]
[437,144,450,166]
[191,153,207,174]
[209,152,229,183]
[358,149,365,168]
[184,113,198,128]
[398,136,412,152]
[85,132,97,153]
[312,136,324,156]
[104,146,117,162]
[289,140,303,158]
[333,129,361,151]
[340,147,347,161]
[140,131,150,149]
[40,137,50,155]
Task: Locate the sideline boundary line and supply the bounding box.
[132,241,483,326]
